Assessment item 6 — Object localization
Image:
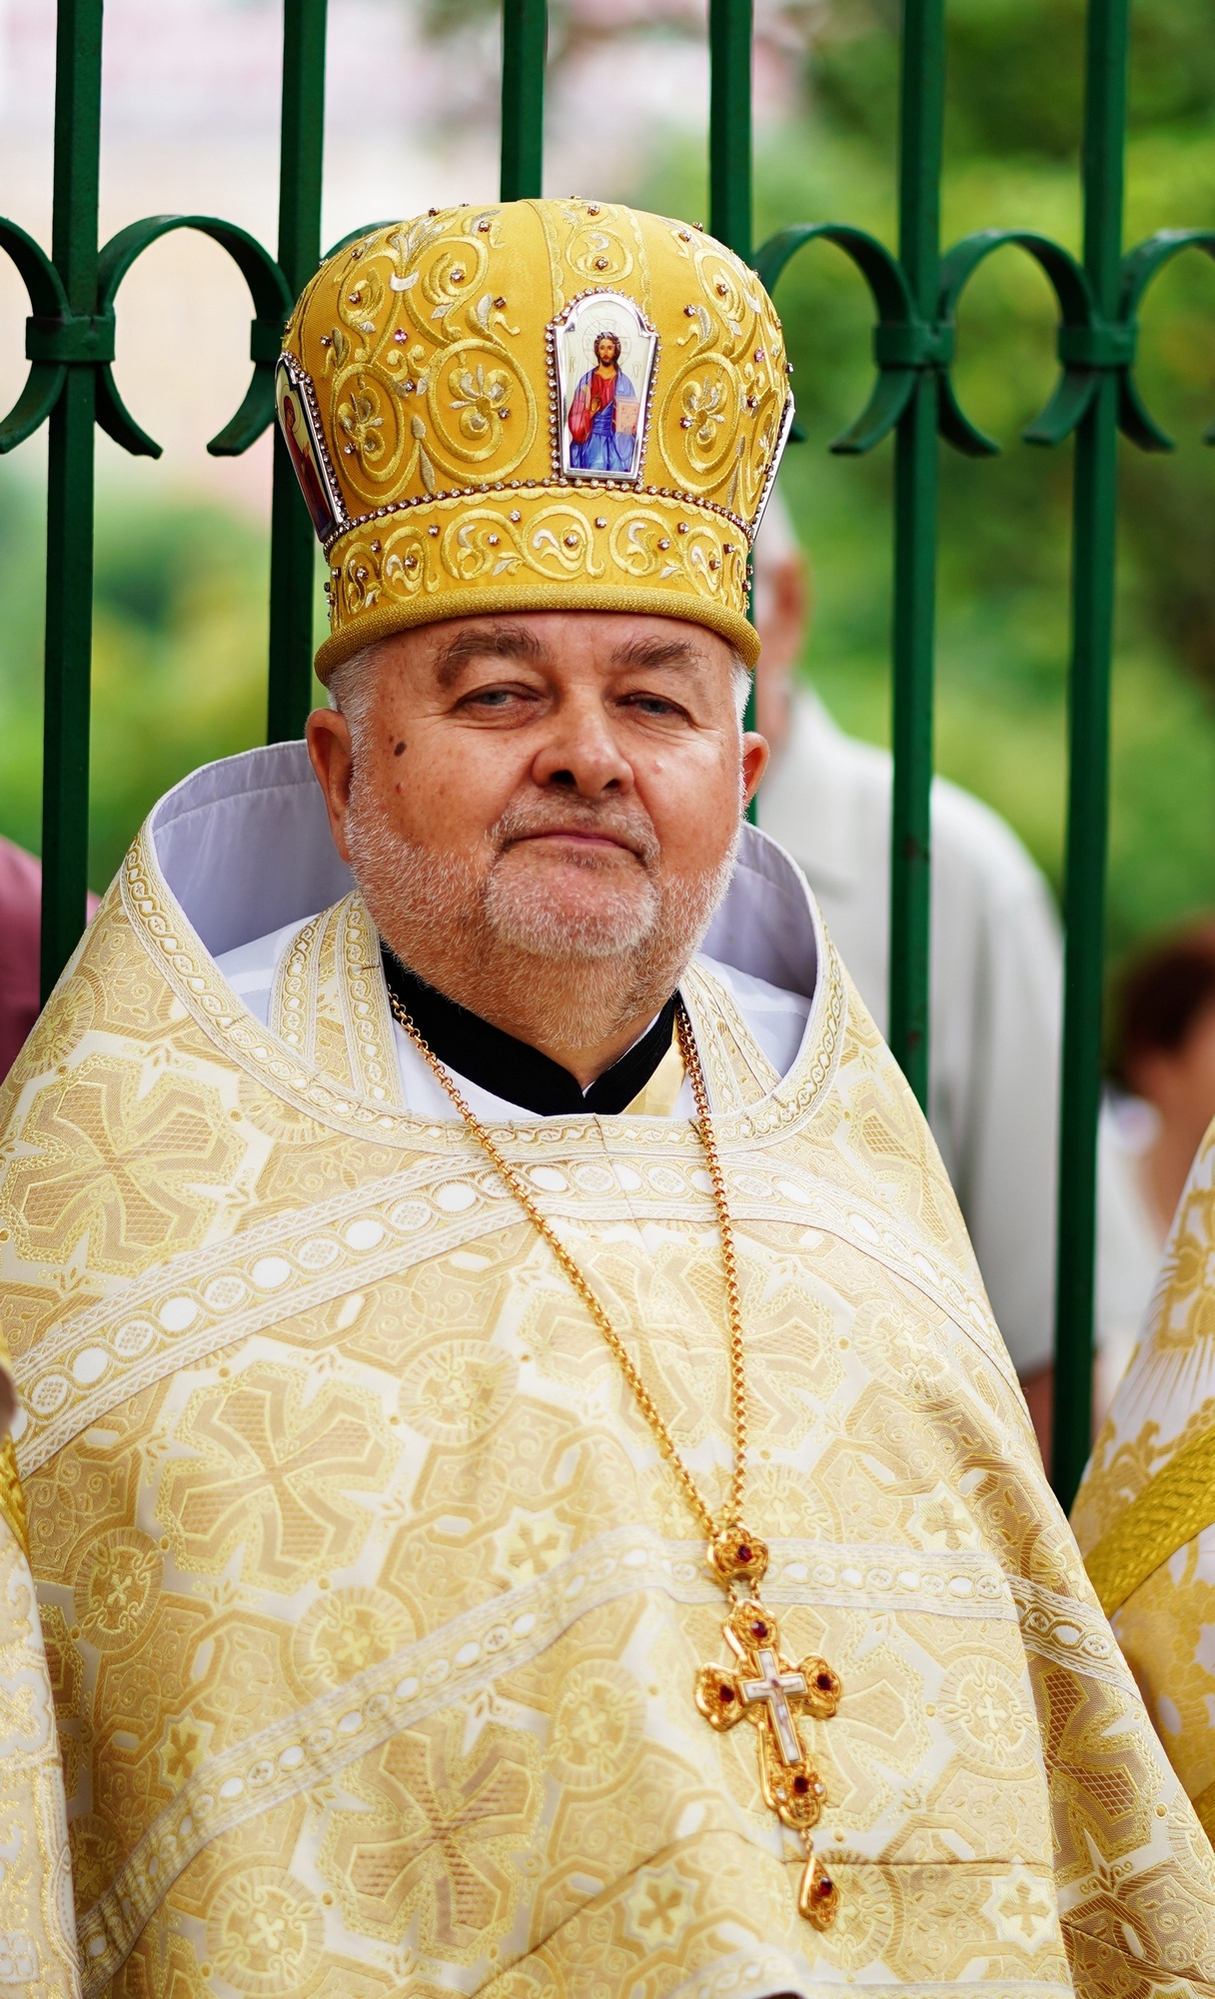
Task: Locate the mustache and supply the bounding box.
[487,792,661,867]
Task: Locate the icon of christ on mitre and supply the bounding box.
[1,197,1213,1999]
[567,331,639,473]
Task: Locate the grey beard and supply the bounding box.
[345,786,738,1050]
[478,790,662,962]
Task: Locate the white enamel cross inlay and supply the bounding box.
[742,1646,808,1764]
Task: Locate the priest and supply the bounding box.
[3,198,1213,1999]
[1072,1085,1215,1844]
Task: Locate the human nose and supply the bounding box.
[529,692,634,798]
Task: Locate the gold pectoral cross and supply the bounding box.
[696,1530,842,1929]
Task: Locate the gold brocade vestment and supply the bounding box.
[3,744,1215,1999]
[1074,1114,1215,1847]
[0,1419,79,1997]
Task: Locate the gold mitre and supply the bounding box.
[277,198,794,681]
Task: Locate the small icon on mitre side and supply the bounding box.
[275,355,346,545]
[550,290,658,485]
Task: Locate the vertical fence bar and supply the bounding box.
[1052,0,1130,1507]
[40,0,103,1001]
[266,0,328,744]
[709,0,753,264]
[500,0,546,201]
[708,0,757,789]
[887,0,945,1106]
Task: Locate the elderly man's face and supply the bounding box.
[306,612,766,1046]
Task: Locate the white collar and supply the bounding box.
[147,739,821,1009]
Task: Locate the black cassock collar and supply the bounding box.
[381,949,678,1117]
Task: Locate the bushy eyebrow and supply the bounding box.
[609,636,701,672]
[432,624,547,687]
[430,623,706,689]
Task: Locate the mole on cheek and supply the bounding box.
[393,742,405,756]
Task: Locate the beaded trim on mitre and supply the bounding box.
[320,480,754,645]
[322,474,752,565]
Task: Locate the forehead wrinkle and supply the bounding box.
[431,622,549,688]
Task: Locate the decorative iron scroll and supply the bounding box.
[0,215,292,461]
[756,220,1215,461]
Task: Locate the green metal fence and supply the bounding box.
[1,0,1211,1508]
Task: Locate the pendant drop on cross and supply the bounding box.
[695,1525,842,1931]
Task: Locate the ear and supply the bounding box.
[306,707,356,864]
[741,731,769,806]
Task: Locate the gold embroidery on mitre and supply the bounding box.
[278,201,791,680]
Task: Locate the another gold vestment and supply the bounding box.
[0,1425,79,1997]
[1074,1116,1215,1847]
[4,762,1215,1999]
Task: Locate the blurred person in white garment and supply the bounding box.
[752,489,1141,1456]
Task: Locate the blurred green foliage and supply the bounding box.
[0,0,1212,963]
[815,0,1215,160]
[0,471,278,889]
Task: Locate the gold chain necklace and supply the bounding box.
[387,986,842,1929]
